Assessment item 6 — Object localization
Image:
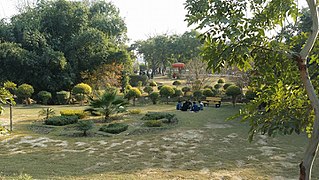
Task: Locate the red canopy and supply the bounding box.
[172,63,185,68]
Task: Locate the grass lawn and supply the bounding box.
[0,102,318,179]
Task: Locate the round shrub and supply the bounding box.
[37,91,52,105]
[245,90,257,101]
[223,83,233,90]
[126,87,142,106]
[16,83,34,102]
[193,90,203,100]
[226,85,242,106]
[99,123,128,134]
[214,83,222,90]
[72,83,92,95]
[143,86,154,95]
[44,115,78,126]
[181,87,191,94]
[217,78,225,83]
[203,88,215,97]
[172,80,182,86]
[173,88,183,97]
[126,85,133,90]
[157,85,163,91]
[144,120,163,127]
[72,83,92,105]
[149,81,157,87]
[56,91,70,105]
[159,85,175,103]
[184,91,193,97]
[149,92,160,104]
[204,85,213,90]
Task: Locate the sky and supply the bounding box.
[0,0,192,42]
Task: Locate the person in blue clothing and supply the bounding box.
[191,102,200,112]
[176,100,182,110]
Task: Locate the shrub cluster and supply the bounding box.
[144,120,163,127]
[99,123,128,134]
[44,116,78,126]
[141,112,178,124]
[60,110,86,119]
[129,75,148,87]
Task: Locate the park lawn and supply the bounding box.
[0,103,318,179]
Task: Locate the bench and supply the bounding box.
[202,97,222,108]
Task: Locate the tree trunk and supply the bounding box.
[298,1,319,179]
[133,98,136,106]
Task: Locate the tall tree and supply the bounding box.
[185,0,319,179]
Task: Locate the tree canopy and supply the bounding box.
[185,0,319,179]
[0,0,132,93]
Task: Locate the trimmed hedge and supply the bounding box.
[44,116,78,126]
[60,110,86,119]
[144,120,163,127]
[99,123,129,134]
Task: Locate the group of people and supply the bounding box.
[176,100,204,112]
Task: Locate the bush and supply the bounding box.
[141,112,178,124]
[192,80,202,91]
[56,91,70,105]
[184,91,193,97]
[217,78,225,83]
[72,83,92,95]
[126,88,142,106]
[226,85,242,106]
[72,83,92,105]
[143,86,153,95]
[77,120,94,136]
[172,80,182,86]
[181,86,191,95]
[173,88,183,97]
[99,123,128,134]
[129,109,142,114]
[193,90,203,100]
[223,83,233,90]
[245,90,257,101]
[129,75,148,87]
[44,116,78,126]
[144,120,163,127]
[214,83,222,90]
[159,85,175,103]
[157,85,163,91]
[203,88,216,97]
[37,91,52,105]
[149,81,157,87]
[16,84,34,102]
[149,92,160,104]
[203,85,213,90]
[60,110,86,119]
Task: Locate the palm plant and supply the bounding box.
[86,90,127,122]
[38,108,55,120]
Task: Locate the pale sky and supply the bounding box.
[0,0,191,42]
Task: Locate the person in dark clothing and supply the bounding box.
[181,101,189,111]
[199,101,204,110]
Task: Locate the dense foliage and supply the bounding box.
[0,0,132,94]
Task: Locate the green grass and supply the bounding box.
[0,102,318,179]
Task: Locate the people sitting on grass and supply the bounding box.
[191,102,200,112]
[176,100,182,110]
[181,101,189,111]
[199,101,204,110]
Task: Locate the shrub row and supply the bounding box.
[99,123,128,134]
[60,110,86,119]
[44,116,78,126]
